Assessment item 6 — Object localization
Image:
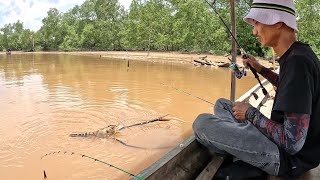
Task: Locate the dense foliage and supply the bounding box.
[0,0,319,57]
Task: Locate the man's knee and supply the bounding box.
[214,98,229,108]
[192,113,212,133]
[214,98,233,114]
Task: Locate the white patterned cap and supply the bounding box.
[244,0,298,32]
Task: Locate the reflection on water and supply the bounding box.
[0,53,256,179]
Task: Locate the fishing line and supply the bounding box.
[114,114,174,149]
[161,83,215,106]
[204,0,268,96]
[118,114,170,130]
[113,137,174,150]
[113,114,176,149]
[41,151,145,180]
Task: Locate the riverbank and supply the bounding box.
[1,51,278,69]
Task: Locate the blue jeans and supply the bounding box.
[192,98,280,176]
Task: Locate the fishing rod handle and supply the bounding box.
[242,53,258,77]
[248,64,258,75]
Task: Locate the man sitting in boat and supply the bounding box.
[193,0,320,179]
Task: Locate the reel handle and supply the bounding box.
[242,53,258,78]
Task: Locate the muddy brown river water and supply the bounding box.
[0,53,257,179]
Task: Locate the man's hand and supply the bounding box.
[242,54,263,73]
[232,102,252,121]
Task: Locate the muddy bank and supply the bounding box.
[1,50,279,69]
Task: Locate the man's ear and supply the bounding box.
[275,22,284,29]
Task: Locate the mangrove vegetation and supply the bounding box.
[0,0,319,57]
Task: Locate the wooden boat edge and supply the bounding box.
[132,134,215,179]
[133,79,272,180]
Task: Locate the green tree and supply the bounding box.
[0,24,13,49]
[59,6,82,50]
[38,8,63,50]
[94,0,126,50]
[296,0,320,56]
[20,29,34,50]
[0,0,318,57]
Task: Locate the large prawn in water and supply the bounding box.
[69,114,170,138]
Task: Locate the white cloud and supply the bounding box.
[0,0,131,31]
[119,0,131,9]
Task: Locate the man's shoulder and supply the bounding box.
[287,42,319,68]
[290,42,319,60]
[290,42,308,55]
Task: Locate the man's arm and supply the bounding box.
[259,66,279,87]
[242,55,279,87]
[246,107,310,155]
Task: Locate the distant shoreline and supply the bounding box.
[0,51,278,69]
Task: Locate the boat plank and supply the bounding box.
[195,155,224,180]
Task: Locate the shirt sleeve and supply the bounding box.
[260,66,279,87]
[246,107,310,155]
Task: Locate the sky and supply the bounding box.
[0,0,131,31]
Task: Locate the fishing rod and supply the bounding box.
[204,0,268,96]
[161,83,215,106]
[41,151,145,180]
